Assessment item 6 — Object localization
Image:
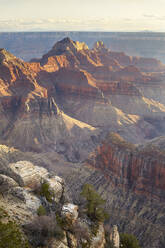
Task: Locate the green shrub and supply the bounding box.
[37,205,47,216]
[80,184,109,223]
[0,220,30,248]
[120,233,141,248]
[40,183,54,203]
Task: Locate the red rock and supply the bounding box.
[87,133,165,201]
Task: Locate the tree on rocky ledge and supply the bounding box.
[80,183,109,223]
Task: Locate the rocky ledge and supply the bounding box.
[0,147,107,248]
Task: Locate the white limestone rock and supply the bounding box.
[7,161,48,187]
[61,203,78,224]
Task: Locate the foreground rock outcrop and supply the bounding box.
[0,145,107,248]
[0,158,64,223]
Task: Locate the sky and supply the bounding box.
[0,0,165,32]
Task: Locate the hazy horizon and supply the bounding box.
[0,0,165,32]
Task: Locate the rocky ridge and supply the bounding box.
[0,144,107,248]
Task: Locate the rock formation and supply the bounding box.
[110,225,120,248]
[61,203,78,225]
[0,144,107,248]
[1,32,165,63]
[0,37,165,154]
[0,159,63,223]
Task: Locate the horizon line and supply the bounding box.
[0,30,165,33]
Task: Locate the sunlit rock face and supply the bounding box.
[0,46,102,162]
[1,37,165,155]
[0,37,165,155]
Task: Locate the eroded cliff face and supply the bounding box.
[84,134,165,248]
[36,38,165,144]
[87,133,165,201]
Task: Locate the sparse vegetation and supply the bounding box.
[120,233,141,248]
[37,205,47,216]
[40,182,54,203]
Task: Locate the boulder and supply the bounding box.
[61,203,78,224]
[7,161,48,187]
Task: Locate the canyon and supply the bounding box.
[0,36,165,247]
[1,32,165,63]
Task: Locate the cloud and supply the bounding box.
[0,16,165,32]
[0,18,113,31]
[143,14,165,21]
[143,14,158,18]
